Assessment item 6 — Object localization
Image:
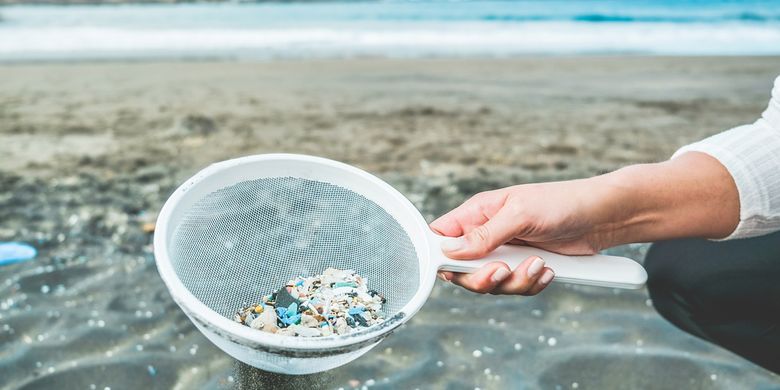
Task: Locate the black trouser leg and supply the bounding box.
[645,231,780,374]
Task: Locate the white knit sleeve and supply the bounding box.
[672,75,780,240]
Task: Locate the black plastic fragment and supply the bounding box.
[352,314,368,327]
[274,287,302,310]
[367,289,386,303]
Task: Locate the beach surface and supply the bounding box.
[1,56,779,389]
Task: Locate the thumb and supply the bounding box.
[440,207,520,259]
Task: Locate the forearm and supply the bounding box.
[588,152,740,247]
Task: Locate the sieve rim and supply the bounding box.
[154,153,437,351]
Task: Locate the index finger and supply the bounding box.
[430,196,494,237]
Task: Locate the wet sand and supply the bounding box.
[1,57,779,389]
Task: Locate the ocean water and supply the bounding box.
[0,0,779,60]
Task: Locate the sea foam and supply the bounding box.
[0,1,778,60]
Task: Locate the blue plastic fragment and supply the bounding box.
[348,307,364,315]
[147,365,157,377]
[276,307,287,318]
[0,242,37,266]
[295,280,304,287]
[287,302,298,315]
[281,314,301,325]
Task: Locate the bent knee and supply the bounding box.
[644,239,690,294]
[644,240,702,322]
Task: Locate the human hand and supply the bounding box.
[430,179,612,295]
[429,152,740,296]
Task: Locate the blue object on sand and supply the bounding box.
[0,242,37,266]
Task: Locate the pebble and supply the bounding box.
[514,343,523,351]
[234,268,386,337]
[472,349,482,358]
[547,337,557,347]
[141,222,156,234]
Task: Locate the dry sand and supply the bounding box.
[1,57,779,389]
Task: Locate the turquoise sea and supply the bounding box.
[0,0,779,60]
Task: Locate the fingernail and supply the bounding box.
[539,269,555,285]
[491,267,511,283]
[437,272,450,282]
[440,237,465,253]
[527,257,545,278]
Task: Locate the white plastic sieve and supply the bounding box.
[154,153,646,375]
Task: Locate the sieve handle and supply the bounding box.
[429,234,647,289]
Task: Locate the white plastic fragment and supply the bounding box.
[233,268,385,337]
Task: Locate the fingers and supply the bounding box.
[440,206,523,260]
[430,211,465,237]
[525,268,555,295]
[445,262,512,294]
[430,199,484,237]
[437,271,455,282]
[439,256,555,296]
[430,190,505,238]
[494,256,555,295]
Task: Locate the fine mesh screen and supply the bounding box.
[169,177,420,322]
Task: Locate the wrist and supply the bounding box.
[583,153,740,248]
[577,166,657,249]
